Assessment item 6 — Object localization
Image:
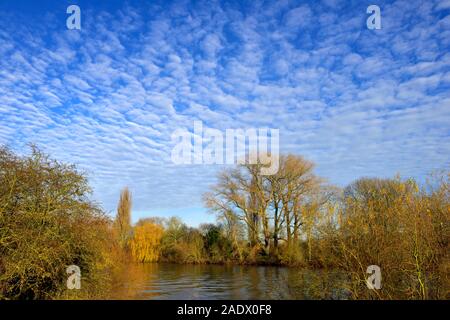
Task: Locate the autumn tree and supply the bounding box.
[321,175,450,299]
[0,145,117,299]
[204,163,267,249]
[204,154,325,260]
[216,209,246,262]
[159,217,206,263]
[115,187,132,249]
[267,155,323,253]
[130,221,164,263]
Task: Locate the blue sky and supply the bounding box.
[0,0,449,226]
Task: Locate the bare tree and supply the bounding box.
[204,154,323,256]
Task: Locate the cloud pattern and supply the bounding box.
[0,0,449,224]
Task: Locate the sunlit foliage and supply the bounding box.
[204,154,326,263]
[0,146,120,299]
[114,187,132,250]
[1,145,448,300]
[159,217,205,264]
[312,175,449,299]
[130,221,164,263]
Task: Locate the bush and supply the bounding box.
[314,175,449,299]
[0,146,118,299]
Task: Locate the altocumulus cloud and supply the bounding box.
[0,0,449,224]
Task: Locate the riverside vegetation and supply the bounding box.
[0,146,448,299]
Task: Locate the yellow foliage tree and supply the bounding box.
[130,222,164,262]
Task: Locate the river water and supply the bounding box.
[111,263,348,299]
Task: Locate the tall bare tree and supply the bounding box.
[268,155,322,251]
[204,154,323,255]
[115,187,132,249]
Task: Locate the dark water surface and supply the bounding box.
[112,263,348,299]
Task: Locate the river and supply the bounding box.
[111,263,348,299]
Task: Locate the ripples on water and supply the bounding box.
[112,263,349,300]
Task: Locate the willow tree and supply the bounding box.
[115,187,132,249]
[130,221,163,262]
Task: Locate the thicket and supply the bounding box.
[0,146,128,299]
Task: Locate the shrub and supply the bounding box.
[0,145,118,299]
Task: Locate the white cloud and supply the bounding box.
[0,0,448,221]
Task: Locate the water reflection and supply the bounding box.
[110,263,348,300]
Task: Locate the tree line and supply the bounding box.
[123,155,449,299]
[0,146,448,299]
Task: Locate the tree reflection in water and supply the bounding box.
[110,263,349,300]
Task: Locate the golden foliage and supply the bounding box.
[1,145,448,300]
[314,176,449,299]
[0,145,123,299]
[130,221,164,263]
[114,188,132,250]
